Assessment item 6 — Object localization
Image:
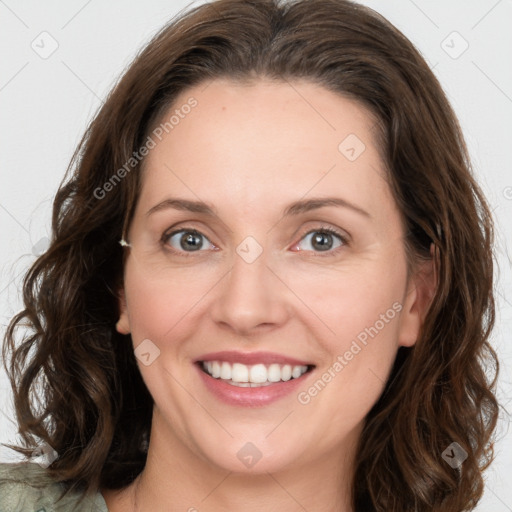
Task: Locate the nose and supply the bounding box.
[210,247,291,337]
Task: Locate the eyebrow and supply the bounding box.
[146,198,216,217]
[146,196,371,219]
[283,197,371,219]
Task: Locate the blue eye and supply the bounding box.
[293,227,348,255]
[163,229,216,254]
[161,225,348,257]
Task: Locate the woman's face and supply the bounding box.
[117,78,429,476]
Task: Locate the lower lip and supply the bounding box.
[196,364,313,407]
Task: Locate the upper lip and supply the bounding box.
[195,351,314,367]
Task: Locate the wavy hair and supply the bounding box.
[2,0,499,510]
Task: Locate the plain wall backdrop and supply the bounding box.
[1,0,511,510]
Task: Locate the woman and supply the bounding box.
[0,0,499,510]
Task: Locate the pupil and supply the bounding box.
[177,231,334,252]
[181,232,202,251]
[313,232,332,251]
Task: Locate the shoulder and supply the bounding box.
[0,462,108,512]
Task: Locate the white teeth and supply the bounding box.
[220,362,231,380]
[201,360,309,385]
[291,365,303,379]
[281,364,292,381]
[211,361,221,378]
[267,364,282,382]
[231,363,249,382]
[249,364,267,383]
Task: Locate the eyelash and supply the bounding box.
[160,225,349,258]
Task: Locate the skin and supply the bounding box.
[103,78,435,511]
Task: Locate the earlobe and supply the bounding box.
[398,243,439,347]
[116,288,131,335]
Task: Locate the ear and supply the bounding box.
[397,243,439,347]
[116,287,131,335]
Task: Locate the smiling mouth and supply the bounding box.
[198,360,315,387]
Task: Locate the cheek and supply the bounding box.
[289,260,406,412]
[279,257,406,347]
[122,261,223,341]
[294,316,402,442]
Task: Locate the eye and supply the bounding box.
[162,228,216,255]
[161,225,348,257]
[292,226,348,255]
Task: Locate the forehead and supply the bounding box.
[138,78,393,222]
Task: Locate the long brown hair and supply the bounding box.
[2,1,499,510]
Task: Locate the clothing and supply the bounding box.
[0,462,108,512]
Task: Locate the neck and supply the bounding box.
[103,409,359,512]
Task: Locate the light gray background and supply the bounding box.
[1,1,511,510]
